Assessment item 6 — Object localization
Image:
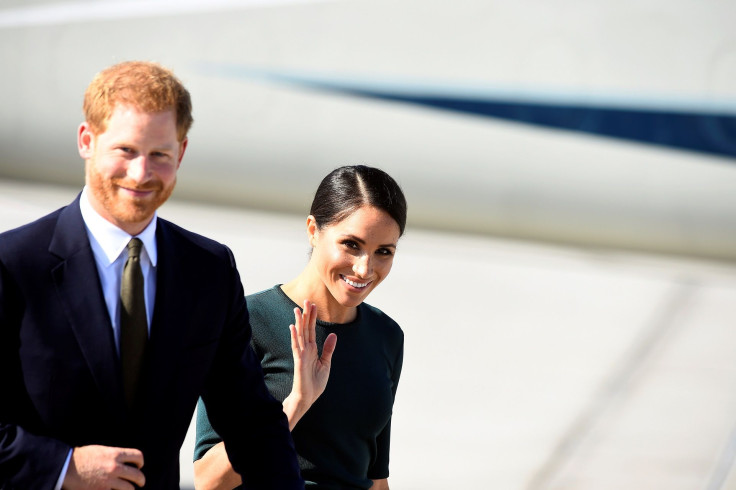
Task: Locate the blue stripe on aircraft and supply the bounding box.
[202,63,736,160]
[341,89,736,160]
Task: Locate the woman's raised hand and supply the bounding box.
[283,300,337,430]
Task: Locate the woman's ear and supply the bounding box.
[306,215,318,247]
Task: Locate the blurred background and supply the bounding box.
[1,1,735,488]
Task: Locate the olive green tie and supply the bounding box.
[120,238,147,410]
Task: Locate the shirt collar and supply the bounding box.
[80,186,158,267]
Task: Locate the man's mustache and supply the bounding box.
[113,180,164,192]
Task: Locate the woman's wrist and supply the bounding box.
[282,392,310,430]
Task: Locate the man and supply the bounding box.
[0,61,303,489]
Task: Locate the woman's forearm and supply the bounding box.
[193,442,242,490]
[281,392,312,431]
[372,478,390,490]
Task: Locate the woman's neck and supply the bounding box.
[281,271,357,324]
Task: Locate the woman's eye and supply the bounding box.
[377,248,394,256]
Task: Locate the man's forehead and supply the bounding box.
[90,106,179,145]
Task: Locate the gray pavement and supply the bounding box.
[2,179,735,489]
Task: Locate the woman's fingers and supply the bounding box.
[321,333,337,363]
[289,323,299,354]
[292,301,321,355]
[304,301,316,345]
[292,306,305,351]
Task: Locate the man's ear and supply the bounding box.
[77,122,94,159]
[177,137,188,168]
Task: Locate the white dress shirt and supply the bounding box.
[55,187,158,489]
[79,186,157,348]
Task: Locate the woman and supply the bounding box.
[194,165,407,489]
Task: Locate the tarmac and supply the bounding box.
[2,178,736,490]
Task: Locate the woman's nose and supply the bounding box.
[353,254,372,277]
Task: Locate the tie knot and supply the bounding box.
[127,238,143,259]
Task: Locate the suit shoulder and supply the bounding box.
[157,218,235,263]
[0,207,64,256]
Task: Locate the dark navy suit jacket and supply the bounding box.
[0,195,303,489]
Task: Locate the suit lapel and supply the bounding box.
[49,196,126,422]
[143,220,190,405]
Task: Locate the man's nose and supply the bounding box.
[127,156,151,183]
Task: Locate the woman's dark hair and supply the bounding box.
[310,165,408,236]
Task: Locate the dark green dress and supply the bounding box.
[195,285,404,489]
